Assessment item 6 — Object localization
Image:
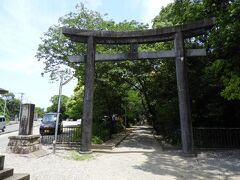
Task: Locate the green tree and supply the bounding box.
[47,95,69,119]
[0,98,5,115]
[125,90,144,123]
[0,93,20,121]
[65,82,84,120]
[152,0,240,131]
[36,3,149,141]
[37,3,147,117]
[35,107,45,118]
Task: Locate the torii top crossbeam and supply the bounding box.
[62,18,215,44]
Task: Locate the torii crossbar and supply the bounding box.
[62,18,215,155]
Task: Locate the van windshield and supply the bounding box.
[0,117,5,122]
[42,114,57,122]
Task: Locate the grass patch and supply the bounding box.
[92,136,104,144]
[65,151,95,161]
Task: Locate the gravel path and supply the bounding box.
[1,126,240,180]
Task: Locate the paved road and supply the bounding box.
[0,123,41,151]
[0,121,41,135]
[0,120,78,135]
[1,123,19,134]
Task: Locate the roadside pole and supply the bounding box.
[53,75,73,154]
[53,76,63,154]
[3,97,7,116]
[18,93,24,122]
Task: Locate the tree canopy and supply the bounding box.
[35,107,45,118]
[0,93,20,121]
[47,95,69,119]
[37,1,240,142]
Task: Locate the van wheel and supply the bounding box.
[2,129,4,132]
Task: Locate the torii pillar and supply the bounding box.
[80,36,96,153]
[175,31,194,156]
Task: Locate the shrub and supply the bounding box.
[92,121,110,142]
[92,136,104,144]
[72,126,81,142]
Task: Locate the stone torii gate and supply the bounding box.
[62,18,215,155]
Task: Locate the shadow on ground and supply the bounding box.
[134,149,240,179]
[120,126,240,180]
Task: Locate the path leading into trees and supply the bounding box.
[1,125,240,180]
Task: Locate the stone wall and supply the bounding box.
[7,135,41,154]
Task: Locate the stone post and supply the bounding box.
[19,104,35,135]
[8,103,41,154]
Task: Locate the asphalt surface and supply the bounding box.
[0,121,41,135]
[1,123,19,134]
[0,121,41,149]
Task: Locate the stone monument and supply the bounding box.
[7,103,41,154]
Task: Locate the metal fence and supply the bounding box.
[171,127,240,148]
[41,125,81,145]
[193,127,240,148]
[40,126,240,149]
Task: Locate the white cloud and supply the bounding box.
[0,0,69,76]
[0,56,43,76]
[141,0,173,25]
[0,0,81,108]
[84,0,103,9]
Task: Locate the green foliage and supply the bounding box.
[125,90,144,122]
[66,83,84,120]
[37,4,147,144]
[35,107,44,118]
[206,59,240,100]
[0,98,5,115]
[92,121,110,142]
[72,126,81,142]
[0,93,20,121]
[47,95,69,119]
[93,79,125,121]
[150,0,240,143]
[153,0,206,28]
[65,151,94,161]
[204,0,240,100]
[91,136,104,144]
[115,120,125,133]
[221,75,240,100]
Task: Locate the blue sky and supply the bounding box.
[0,0,172,109]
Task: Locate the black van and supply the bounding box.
[39,113,63,135]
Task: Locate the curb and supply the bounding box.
[96,130,131,150]
[153,133,181,151]
[52,129,132,151]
